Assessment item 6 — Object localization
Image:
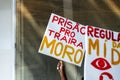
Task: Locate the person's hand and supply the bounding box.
[57,61,67,80]
[57,61,64,73]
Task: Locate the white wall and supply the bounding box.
[0,0,15,80]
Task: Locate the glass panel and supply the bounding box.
[16,0,120,80]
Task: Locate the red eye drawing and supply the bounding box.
[91,58,111,70]
[99,72,114,80]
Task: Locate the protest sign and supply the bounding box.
[85,25,120,80]
[38,13,86,66]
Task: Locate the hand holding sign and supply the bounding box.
[38,13,120,80]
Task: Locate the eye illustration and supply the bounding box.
[91,58,111,70]
[99,72,114,80]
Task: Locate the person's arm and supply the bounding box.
[57,61,67,80]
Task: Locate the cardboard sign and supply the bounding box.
[85,26,120,80]
[38,13,86,66]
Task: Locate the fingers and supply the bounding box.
[57,62,60,70]
[57,60,63,70]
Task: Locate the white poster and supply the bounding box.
[85,26,120,80]
[38,13,86,66]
